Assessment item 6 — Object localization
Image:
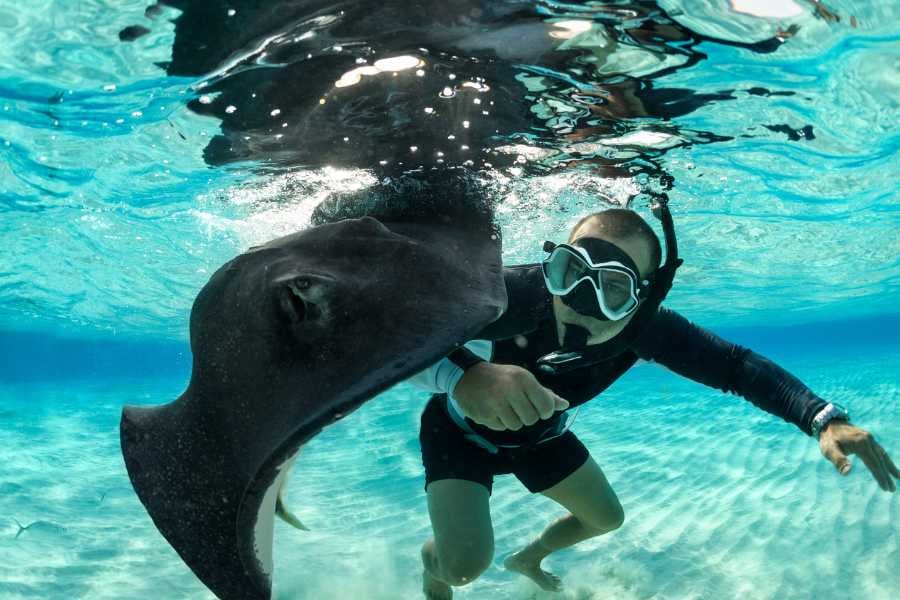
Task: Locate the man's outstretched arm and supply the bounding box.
[631,307,898,492]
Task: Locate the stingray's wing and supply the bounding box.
[120,218,505,599]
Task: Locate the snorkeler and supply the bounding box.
[410,205,898,599]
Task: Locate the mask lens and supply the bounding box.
[599,269,635,312]
[564,258,590,288]
[543,247,593,294]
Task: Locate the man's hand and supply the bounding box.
[819,420,899,492]
[453,362,569,431]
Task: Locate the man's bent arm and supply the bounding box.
[631,307,829,436]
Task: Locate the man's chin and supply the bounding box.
[562,317,627,345]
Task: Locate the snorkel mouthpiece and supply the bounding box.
[537,324,591,375]
[563,323,590,349]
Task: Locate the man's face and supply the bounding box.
[551,220,655,346]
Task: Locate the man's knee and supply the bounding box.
[582,501,625,533]
[438,545,493,586]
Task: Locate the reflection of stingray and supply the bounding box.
[120,210,506,599]
[135,0,537,173]
[127,0,795,178]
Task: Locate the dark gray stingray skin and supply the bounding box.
[120,216,505,599]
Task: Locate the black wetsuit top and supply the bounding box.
[457,264,829,448]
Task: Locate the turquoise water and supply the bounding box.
[2,329,898,599]
[1,1,899,598]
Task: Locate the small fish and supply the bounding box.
[12,518,66,539]
[167,119,187,141]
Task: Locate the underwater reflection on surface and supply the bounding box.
[146,0,797,185]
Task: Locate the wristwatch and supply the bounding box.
[810,402,850,439]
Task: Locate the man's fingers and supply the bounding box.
[521,379,557,420]
[497,405,523,431]
[884,450,900,479]
[854,434,894,491]
[509,393,540,427]
[855,442,891,491]
[821,439,851,475]
[522,378,569,419]
[867,440,896,492]
[479,416,507,432]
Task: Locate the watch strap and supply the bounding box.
[448,347,485,371]
[811,402,850,439]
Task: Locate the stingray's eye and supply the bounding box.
[278,281,309,323]
[277,278,322,324]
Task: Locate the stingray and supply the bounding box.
[120,214,506,599]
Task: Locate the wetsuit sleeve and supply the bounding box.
[406,339,493,395]
[630,307,829,436]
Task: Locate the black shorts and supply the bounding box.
[419,394,589,494]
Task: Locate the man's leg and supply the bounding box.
[504,456,624,591]
[422,478,494,599]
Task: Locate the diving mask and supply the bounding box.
[541,238,650,321]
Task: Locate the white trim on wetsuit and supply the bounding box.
[407,339,493,416]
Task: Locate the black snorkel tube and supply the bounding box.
[536,197,683,375]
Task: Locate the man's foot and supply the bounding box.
[503,552,563,592]
[422,569,452,600]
